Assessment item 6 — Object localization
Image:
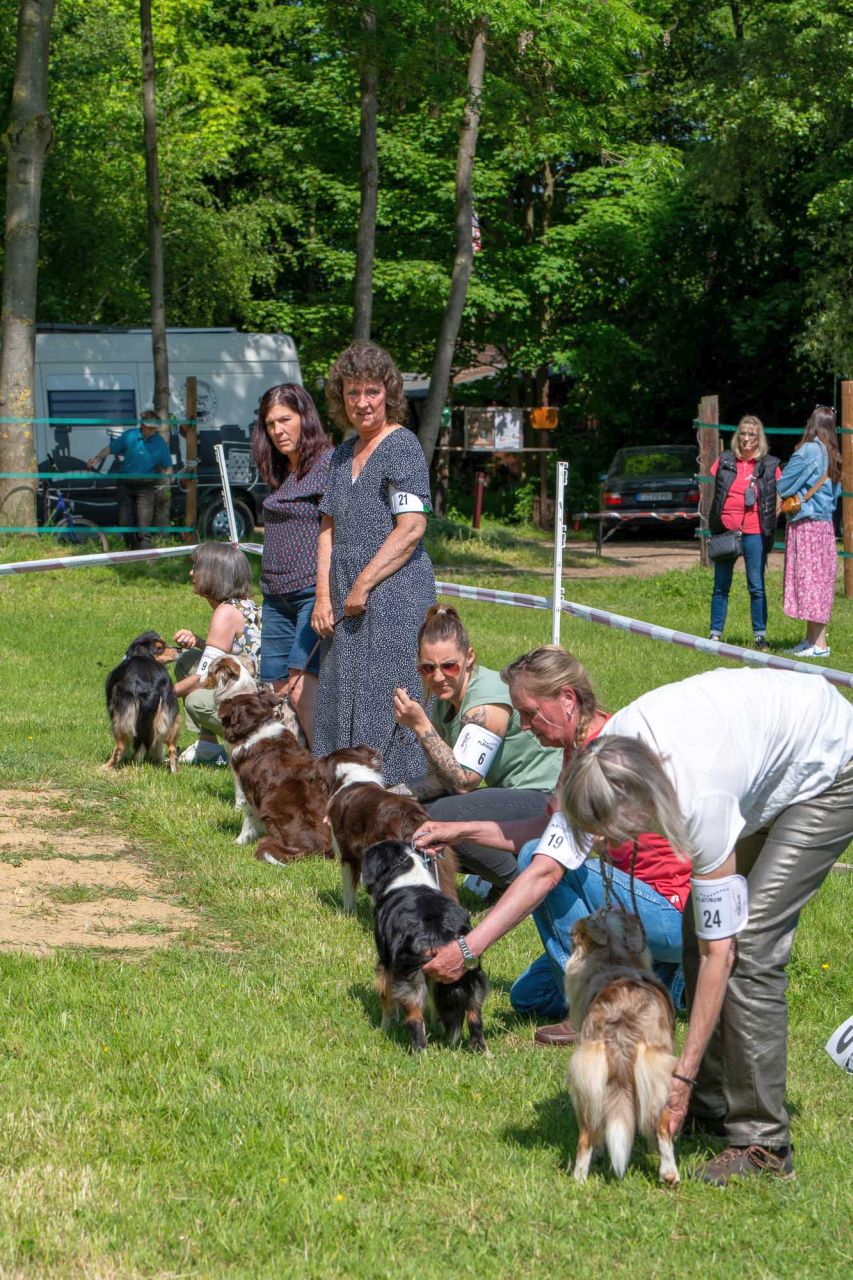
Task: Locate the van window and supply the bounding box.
[47,388,137,424]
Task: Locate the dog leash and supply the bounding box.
[599,839,647,946]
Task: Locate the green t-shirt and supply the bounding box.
[429,665,562,792]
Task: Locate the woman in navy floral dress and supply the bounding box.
[311,341,435,783]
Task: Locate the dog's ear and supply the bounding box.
[621,912,647,957]
[360,839,401,893]
[218,699,253,739]
[579,912,610,947]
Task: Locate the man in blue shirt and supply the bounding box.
[89,416,173,548]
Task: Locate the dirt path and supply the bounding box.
[0,789,199,954]
[436,540,786,581]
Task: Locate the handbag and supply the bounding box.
[780,471,828,517]
[708,529,743,562]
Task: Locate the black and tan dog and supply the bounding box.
[104,631,180,771]
[361,838,488,1054]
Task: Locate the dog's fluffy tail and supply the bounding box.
[570,1042,636,1179]
[634,1043,677,1137]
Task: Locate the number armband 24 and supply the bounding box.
[453,724,502,777]
[691,874,749,939]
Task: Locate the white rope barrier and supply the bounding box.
[0,542,197,576]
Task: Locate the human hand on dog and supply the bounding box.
[423,940,465,984]
[311,597,335,637]
[173,629,199,648]
[667,1075,692,1136]
[393,687,430,734]
[413,820,459,853]
[343,578,370,617]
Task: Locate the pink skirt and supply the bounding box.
[783,519,837,624]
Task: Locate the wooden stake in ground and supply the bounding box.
[140,0,169,430]
[0,0,55,531]
[418,14,488,467]
[697,394,719,569]
[842,381,853,600]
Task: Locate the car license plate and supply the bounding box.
[638,490,671,502]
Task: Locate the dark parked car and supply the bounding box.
[38,428,269,542]
[598,445,700,544]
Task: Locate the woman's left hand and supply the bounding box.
[343,579,370,617]
[423,940,465,984]
[393,687,429,734]
[667,1075,693,1137]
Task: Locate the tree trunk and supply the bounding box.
[0,0,55,531]
[353,6,378,340]
[418,15,487,467]
[140,0,169,428]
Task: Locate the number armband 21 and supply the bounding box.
[691,874,749,939]
[453,724,502,777]
[389,487,426,515]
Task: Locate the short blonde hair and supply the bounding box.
[560,735,693,859]
[732,415,769,460]
[501,645,603,746]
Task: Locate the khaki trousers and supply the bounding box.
[683,755,853,1147]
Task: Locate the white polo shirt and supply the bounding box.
[606,668,853,875]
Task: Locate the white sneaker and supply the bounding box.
[793,644,831,659]
[783,640,810,655]
[179,739,228,766]
[463,874,492,900]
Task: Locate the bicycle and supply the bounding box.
[40,458,110,552]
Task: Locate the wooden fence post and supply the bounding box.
[697,394,719,568]
[842,381,853,599]
[182,376,198,541]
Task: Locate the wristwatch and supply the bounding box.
[456,935,480,970]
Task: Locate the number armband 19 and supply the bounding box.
[691,874,749,940]
[533,811,587,870]
[195,645,228,681]
[453,724,502,778]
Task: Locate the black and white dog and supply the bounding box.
[360,839,488,1054]
[104,631,180,772]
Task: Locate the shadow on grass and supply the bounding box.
[316,888,373,930]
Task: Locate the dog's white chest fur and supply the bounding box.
[231,721,286,761]
[383,857,438,896]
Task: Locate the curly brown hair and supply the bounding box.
[325,340,408,431]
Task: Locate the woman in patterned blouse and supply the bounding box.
[251,383,333,745]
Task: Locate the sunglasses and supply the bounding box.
[417,659,462,679]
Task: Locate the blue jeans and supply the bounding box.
[259,588,321,681]
[509,841,685,1020]
[710,532,768,637]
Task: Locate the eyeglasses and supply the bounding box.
[345,387,384,402]
[417,659,462,679]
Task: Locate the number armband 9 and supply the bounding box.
[453,724,502,777]
[196,645,228,680]
[691,874,749,940]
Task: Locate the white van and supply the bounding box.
[34,326,301,538]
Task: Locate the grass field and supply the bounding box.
[0,535,850,1279]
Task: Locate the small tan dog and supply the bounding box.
[565,905,679,1185]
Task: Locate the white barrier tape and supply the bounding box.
[559,598,853,691]
[0,543,197,576]
[434,579,548,611]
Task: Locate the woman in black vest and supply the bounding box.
[708,415,780,648]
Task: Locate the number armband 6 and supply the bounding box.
[691,874,749,939]
[453,724,502,777]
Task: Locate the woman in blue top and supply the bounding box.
[777,405,842,658]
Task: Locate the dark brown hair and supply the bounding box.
[191,542,253,602]
[417,605,472,655]
[325,340,408,431]
[795,405,841,484]
[251,383,328,485]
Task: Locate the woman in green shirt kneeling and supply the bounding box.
[393,605,562,893]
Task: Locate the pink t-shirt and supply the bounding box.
[711,456,782,536]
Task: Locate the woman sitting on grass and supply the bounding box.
[392,605,562,897]
[172,543,261,765]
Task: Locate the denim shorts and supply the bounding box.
[260,587,321,680]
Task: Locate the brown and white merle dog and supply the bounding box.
[211,660,330,865]
[361,838,488,1053]
[322,746,458,913]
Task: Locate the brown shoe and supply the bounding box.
[533,1018,578,1047]
[697,1144,794,1187]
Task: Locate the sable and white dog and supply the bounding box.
[322,745,459,913]
[565,905,679,1185]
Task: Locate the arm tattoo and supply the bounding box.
[461,704,490,728]
[420,727,479,793]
